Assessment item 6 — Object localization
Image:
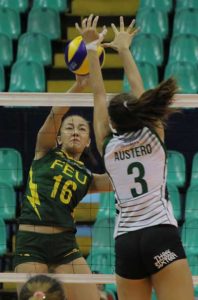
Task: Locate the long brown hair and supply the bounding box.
[108,77,178,133]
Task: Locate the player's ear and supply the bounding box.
[57,135,62,146]
[86,138,91,147]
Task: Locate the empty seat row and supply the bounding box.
[0,148,23,187]
[139,0,173,13]
[136,5,198,39]
[0,147,195,223]
[0,182,16,220]
[164,61,198,94]
[130,33,198,68]
[122,32,198,94]
[136,7,169,40]
[176,0,198,11]
[168,34,198,65]
[135,33,195,64]
[131,33,164,66]
[0,7,61,40]
[9,60,46,92]
[165,34,198,93]
[173,8,198,37]
[0,60,46,92]
[0,32,52,67]
[0,0,68,13]
[0,147,190,190]
[123,61,159,92]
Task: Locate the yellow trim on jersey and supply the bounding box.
[27,168,41,220]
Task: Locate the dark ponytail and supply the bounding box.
[19,275,65,300]
[108,77,178,133]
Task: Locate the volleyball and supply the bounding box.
[64,36,105,75]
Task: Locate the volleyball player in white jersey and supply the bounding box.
[76,15,194,300]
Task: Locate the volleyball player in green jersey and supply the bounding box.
[76,15,194,300]
[14,75,112,300]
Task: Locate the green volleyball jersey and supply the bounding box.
[19,148,93,229]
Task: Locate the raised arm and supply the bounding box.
[76,15,110,155]
[35,75,89,160]
[104,17,144,98]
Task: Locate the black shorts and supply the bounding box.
[14,230,82,268]
[115,225,186,279]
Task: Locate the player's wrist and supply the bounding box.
[118,47,130,54]
[85,40,98,51]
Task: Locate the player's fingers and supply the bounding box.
[131,27,140,37]
[81,17,87,29]
[126,19,136,33]
[102,42,111,48]
[111,23,118,34]
[92,15,99,28]
[120,16,125,32]
[75,22,82,34]
[87,14,94,27]
[99,26,107,39]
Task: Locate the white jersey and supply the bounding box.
[103,126,177,238]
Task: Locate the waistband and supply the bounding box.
[19,224,74,234]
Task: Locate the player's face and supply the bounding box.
[59,116,90,159]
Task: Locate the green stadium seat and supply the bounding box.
[0,64,5,91]
[9,60,45,92]
[173,8,198,37]
[185,247,198,266]
[92,216,115,250]
[132,33,163,66]
[136,7,169,39]
[190,152,198,187]
[167,184,182,221]
[123,61,158,92]
[167,150,186,188]
[96,192,115,220]
[0,148,23,188]
[181,227,198,248]
[0,33,13,66]
[176,0,198,11]
[184,185,198,227]
[17,32,52,66]
[27,7,61,40]
[168,34,198,65]
[87,247,117,300]
[87,247,117,297]
[139,0,173,13]
[0,182,16,220]
[33,0,68,13]
[87,247,115,274]
[0,218,7,255]
[0,0,29,13]
[164,61,198,94]
[0,7,21,39]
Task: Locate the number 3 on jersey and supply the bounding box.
[127,162,148,198]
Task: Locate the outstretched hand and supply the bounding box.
[103,16,139,52]
[75,14,107,46]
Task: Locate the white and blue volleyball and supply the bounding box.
[64,36,105,75]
